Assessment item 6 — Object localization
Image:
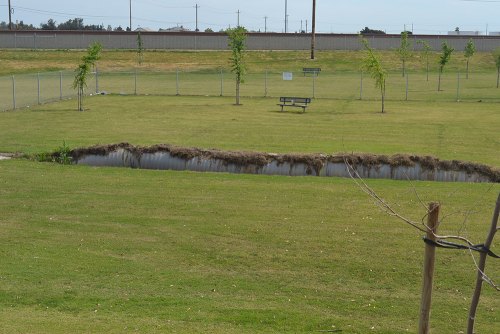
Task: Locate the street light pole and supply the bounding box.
[195,4,199,31]
[284,0,288,33]
[8,0,13,30]
[129,0,132,31]
[311,0,316,59]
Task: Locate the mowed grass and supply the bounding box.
[1,49,499,75]
[0,95,499,166]
[0,159,499,333]
[0,49,499,333]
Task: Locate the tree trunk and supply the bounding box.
[426,58,429,82]
[497,67,499,88]
[466,59,469,79]
[235,78,240,105]
[466,193,499,334]
[381,83,385,113]
[78,84,83,111]
[402,59,406,77]
[310,0,316,60]
[438,70,442,91]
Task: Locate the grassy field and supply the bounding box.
[0,49,499,333]
[1,49,499,112]
[1,49,499,75]
[0,159,499,333]
[0,95,499,166]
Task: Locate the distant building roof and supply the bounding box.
[448,31,481,36]
[159,26,190,32]
[134,27,153,32]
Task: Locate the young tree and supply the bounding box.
[397,31,412,77]
[137,32,144,66]
[226,26,247,105]
[438,42,454,91]
[73,42,102,111]
[493,48,500,88]
[360,37,387,113]
[417,40,432,81]
[464,39,476,79]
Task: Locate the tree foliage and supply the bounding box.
[493,48,500,88]
[137,32,144,66]
[227,26,247,105]
[40,17,104,31]
[72,42,102,111]
[439,42,454,71]
[464,39,476,79]
[360,27,385,35]
[417,40,432,81]
[397,31,412,77]
[360,37,387,113]
[438,42,454,91]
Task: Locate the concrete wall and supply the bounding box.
[1,31,500,51]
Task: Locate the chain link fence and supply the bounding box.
[1,68,499,111]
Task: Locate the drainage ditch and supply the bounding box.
[64,143,500,183]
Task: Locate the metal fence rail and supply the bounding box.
[1,69,499,111]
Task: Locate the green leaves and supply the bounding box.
[464,39,476,59]
[227,26,247,81]
[493,48,500,68]
[227,26,248,104]
[360,37,387,112]
[439,42,454,71]
[73,42,102,110]
[360,37,386,91]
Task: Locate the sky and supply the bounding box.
[2,0,500,35]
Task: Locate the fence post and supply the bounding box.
[134,69,137,95]
[220,68,223,97]
[312,73,316,99]
[95,66,99,94]
[456,72,460,102]
[359,70,363,100]
[59,71,63,100]
[37,73,41,105]
[12,75,16,110]
[405,73,409,101]
[264,70,268,97]
[418,202,440,334]
[176,68,180,96]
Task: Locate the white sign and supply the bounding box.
[282,72,293,81]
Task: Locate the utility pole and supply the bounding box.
[311,0,316,59]
[236,10,240,27]
[264,16,268,33]
[8,0,12,30]
[129,0,132,31]
[195,4,199,31]
[284,0,288,33]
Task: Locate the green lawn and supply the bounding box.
[0,159,499,333]
[0,95,499,166]
[0,49,499,333]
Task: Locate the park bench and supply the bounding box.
[302,68,321,76]
[277,97,312,113]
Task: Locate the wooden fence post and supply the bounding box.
[418,202,440,334]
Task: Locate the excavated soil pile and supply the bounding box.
[67,143,499,183]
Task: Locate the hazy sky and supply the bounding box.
[2,0,500,34]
